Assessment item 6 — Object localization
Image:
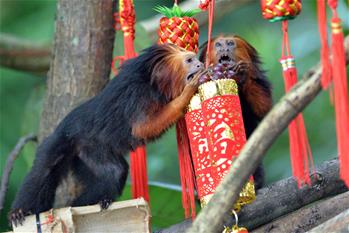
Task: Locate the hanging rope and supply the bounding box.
[203,0,215,68]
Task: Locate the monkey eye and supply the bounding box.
[227,40,235,47]
[215,42,222,47]
[186,58,193,63]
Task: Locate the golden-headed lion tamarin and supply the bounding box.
[200,35,273,189]
[9,44,204,226]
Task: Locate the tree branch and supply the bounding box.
[0,33,51,74]
[186,36,349,233]
[38,0,116,142]
[157,159,348,233]
[307,209,349,233]
[0,134,37,214]
[252,191,349,233]
[139,0,253,42]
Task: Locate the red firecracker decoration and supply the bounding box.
[185,94,216,206]
[117,0,149,202]
[317,0,349,187]
[186,66,256,211]
[261,0,315,187]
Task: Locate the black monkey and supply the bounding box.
[9,44,204,226]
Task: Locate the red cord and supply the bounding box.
[205,0,215,68]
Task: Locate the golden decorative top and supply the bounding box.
[199,180,256,211]
[331,19,342,34]
[215,79,239,96]
[198,79,238,101]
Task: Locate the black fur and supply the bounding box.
[10,45,178,223]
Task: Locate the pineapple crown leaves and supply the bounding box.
[154,4,201,18]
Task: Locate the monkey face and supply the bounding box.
[152,45,203,100]
[182,51,204,83]
[213,37,236,66]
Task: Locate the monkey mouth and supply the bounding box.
[218,54,234,65]
[186,71,198,80]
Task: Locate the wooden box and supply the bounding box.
[12,198,151,233]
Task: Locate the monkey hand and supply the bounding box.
[99,199,113,210]
[230,61,248,85]
[182,70,207,100]
[8,208,27,227]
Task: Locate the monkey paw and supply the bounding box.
[230,61,248,85]
[99,199,113,210]
[231,61,248,75]
[8,208,26,227]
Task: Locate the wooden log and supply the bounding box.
[307,209,349,233]
[156,160,348,233]
[252,191,349,233]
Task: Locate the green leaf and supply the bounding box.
[154,4,201,18]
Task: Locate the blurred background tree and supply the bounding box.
[0,0,348,231]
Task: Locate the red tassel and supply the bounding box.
[280,21,314,187]
[317,0,332,89]
[328,2,349,186]
[176,119,196,219]
[130,148,150,202]
[119,0,150,200]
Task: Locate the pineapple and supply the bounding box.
[155,4,201,53]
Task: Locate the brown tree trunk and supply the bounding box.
[39,0,116,142]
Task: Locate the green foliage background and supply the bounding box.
[0,0,348,231]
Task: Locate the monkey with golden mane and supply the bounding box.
[9,44,204,226]
[200,35,273,189]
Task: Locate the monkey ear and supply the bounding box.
[151,63,174,100]
[234,35,258,62]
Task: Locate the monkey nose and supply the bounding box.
[197,63,204,68]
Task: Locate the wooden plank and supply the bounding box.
[12,198,150,233]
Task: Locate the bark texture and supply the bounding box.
[252,191,349,233]
[307,209,349,233]
[39,0,116,142]
[157,159,348,233]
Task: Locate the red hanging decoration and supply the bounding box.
[199,0,211,11]
[327,0,349,187]
[176,120,196,219]
[158,12,200,53]
[317,0,332,89]
[185,94,216,206]
[261,0,314,187]
[185,79,256,210]
[261,0,302,22]
[156,3,201,219]
[316,0,349,187]
[118,0,149,202]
